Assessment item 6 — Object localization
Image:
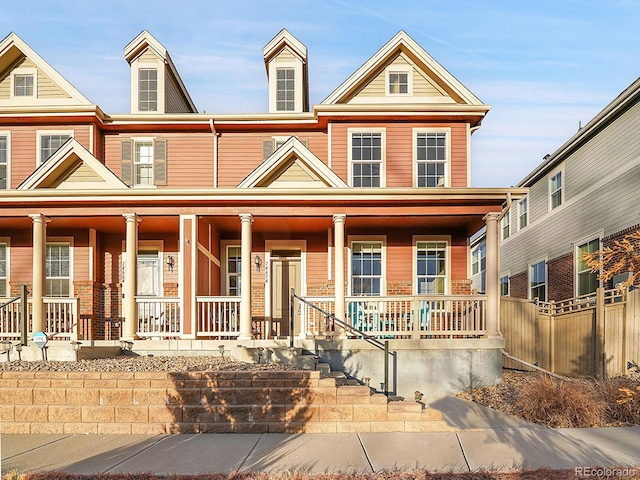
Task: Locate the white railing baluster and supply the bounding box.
[196,296,241,338]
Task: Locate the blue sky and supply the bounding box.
[2,0,639,187]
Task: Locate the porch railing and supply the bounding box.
[535,288,625,315]
[136,297,181,337]
[0,297,78,340]
[196,296,241,337]
[300,295,487,339]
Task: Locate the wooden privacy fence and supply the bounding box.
[501,288,640,377]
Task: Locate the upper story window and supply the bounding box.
[138,68,158,112]
[0,243,7,297]
[134,141,154,186]
[576,237,600,296]
[349,131,384,187]
[351,240,384,296]
[46,243,71,297]
[471,242,486,276]
[549,169,563,210]
[529,259,546,301]
[121,139,167,187]
[501,212,510,240]
[0,133,8,189]
[518,196,528,229]
[38,131,72,165]
[276,68,295,111]
[416,240,447,295]
[14,74,34,97]
[415,130,448,187]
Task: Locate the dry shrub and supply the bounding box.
[514,374,606,427]
[595,375,640,425]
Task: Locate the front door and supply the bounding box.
[271,253,301,338]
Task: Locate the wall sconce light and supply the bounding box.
[254,255,262,272]
[166,255,175,272]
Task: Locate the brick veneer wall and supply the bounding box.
[547,252,573,301]
[509,271,528,299]
[0,370,446,434]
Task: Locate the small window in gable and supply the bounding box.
[14,73,34,97]
[389,72,408,94]
[138,68,158,112]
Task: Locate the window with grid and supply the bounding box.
[416,132,447,187]
[417,241,447,295]
[501,212,510,240]
[550,171,562,209]
[14,74,34,97]
[500,275,509,296]
[471,243,486,275]
[518,196,528,229]
[40,134,71,164]
[227,246,242,296]
[351,133,382,187]
[46,244,70,297]
[388,72,408,94]
[276,68,295,111]
[0,135,7,189]
[576,238,600,296]
[138,68,158,111]
[529,260,546,301]
[0,244,6,297]
[134,141,154,186]
[351,242,382,295]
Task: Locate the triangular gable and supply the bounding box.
[124,30,197,113]
[0,32,92,106]
[237,136,348,188]
[18,138,128,190]
[263,28,307,67]
[322,31,483,106]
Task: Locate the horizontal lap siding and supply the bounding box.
[330,122,468,188]
[306,234,329,285]
[8,231,32,282]
[9,125,90,187]
[217,131,328,188]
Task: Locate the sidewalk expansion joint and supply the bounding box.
[357,433,375,473]
[236,432,264,473]
[455,432,471,472]
[103,435,168,474]
[1,434,74,461]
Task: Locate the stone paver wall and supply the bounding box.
[0,370,448,434]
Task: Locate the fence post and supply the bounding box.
[412,297,420,340]
[595,287,605,377]
[20,285,28,346]
[549,304,555,374]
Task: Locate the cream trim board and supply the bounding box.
[412,127,451,188]
[0,131,11,190]
[347,235,387,296]
[348,128,386,188]
[573,231,603,297]
[36,130,74,165]
[412,235,451,295]
[10,66,37,100]
[46,237,75,297]
[0,238,9,298]
[548,163,565,213]
[527,256,548,302]
[385,63,412,97]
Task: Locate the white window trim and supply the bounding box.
[548,164,565,212]
[268,59,303,113]
[517,195,528,231]
[221,240,242,296]
[528,256,548,302]
[36,130,74,166]
[10,67,38,100]
[470,241,486,277]
[131,137,157,188]
[412,128,451,188]
[0,131,10,190]
[412,235,451,295]
[0,238,9,298]
[46,237,74,297]
[499,272,510,297]
[385,65,412,96]
[348,128,386,188]
[131,61,165,114]
[501,211,510,240]
[573,232,603,297]
[348,235,387,296]
[121,239,164,296]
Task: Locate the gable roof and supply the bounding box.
[237,136,348,188]
[263,28,307,67]
[322,30,483,106]
[0,32,92,105]
[18,138,128,190]
[124,30,197,113]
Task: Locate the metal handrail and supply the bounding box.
[0,296,20,309]
[291,291,394,395]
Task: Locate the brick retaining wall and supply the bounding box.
[0,370,448,434]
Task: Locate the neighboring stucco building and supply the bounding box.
[499,77,640,302]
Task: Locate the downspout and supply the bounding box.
[210,118,218,188]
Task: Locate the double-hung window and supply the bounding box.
[226,246,242,296]
[576,238,600,296]
[0,243,7,297]
[500,275,510,296]
[415,130,448,187]
[518,196,528,229]
[276,68,295,111]
[351,241,383,296]
[471,243,486,276]
[134,141,154,186]
[0,133,8,189]
[501,212,510,240]
[416,241,447,295]
[529,260,546,301]
[46,243,70,297]
[138,68,158,112]
[550,169,563,210]
[38,132,72,164]
[350,131,383,187]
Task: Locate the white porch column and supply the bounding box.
[29,214,50,334]
[483,212,501,337]
[333,214,346,327]
[239,213,253,340]
[122,213,141,339]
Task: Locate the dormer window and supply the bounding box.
[276,68,295,111]
[138,68,158,112]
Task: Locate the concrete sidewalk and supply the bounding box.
[2,397,640,476]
